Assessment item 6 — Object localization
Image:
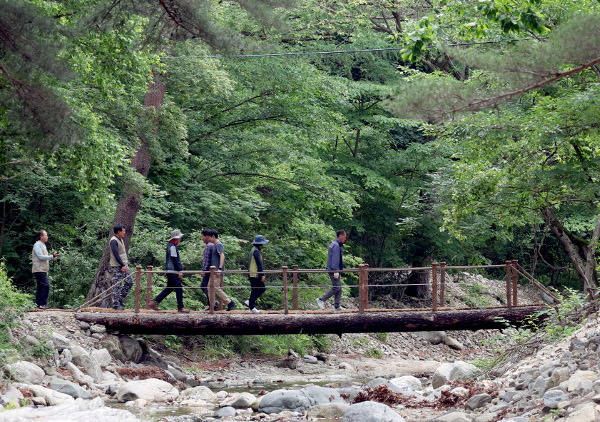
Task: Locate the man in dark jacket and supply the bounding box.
[109,225,130,310]
[149,230,190,313]
[316,229,347,312]
[246,235,268,313]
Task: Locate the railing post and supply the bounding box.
[209,266,216,314]
[440,262,446,308]
[145,266,153,309]
[283,266,289,314]
[512,259,518,306]
[363,264,369,310]
[432,262,438,311]
[218,270,224,311]
[292,265,298,310]
[505,261,512,308]
[134,265,142,313]
[358,265,365,314]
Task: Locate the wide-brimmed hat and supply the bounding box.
[252,234,269,245]
[168,229,184,241]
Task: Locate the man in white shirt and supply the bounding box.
[32,230,59,309]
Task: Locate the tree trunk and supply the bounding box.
[74,305,549,335]
[542,205,600,298]
[85,74,165,307]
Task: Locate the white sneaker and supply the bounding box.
[249,308,260,313]
[333,307,341,313]
[316,298,325,309]
[244,300,250,307]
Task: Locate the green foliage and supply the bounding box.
[364,348,384,359]
[463,284,492,308]
[0,261,33,357]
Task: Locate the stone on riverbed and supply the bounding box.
[4,361,45,385]
[307,402,348,419]
[343,401,406,422]
[258,390,311,414]
[18,384,74,406]
[179,385,217,401]
[116,378,179,402]
[49,377,93,399]
[0,396,138,422]
[220,392,256,408]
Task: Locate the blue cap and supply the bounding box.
[252,235,269,245]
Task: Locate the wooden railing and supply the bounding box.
[131,260,555,314]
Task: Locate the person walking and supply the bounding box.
[31,230,59,309]
[246,235,268,313]
[109,225,132,310]
[200,228,216,311]
[149,230,190,313]
[207,230,236,311]
[316,229,347,312]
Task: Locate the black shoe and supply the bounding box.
[37,304,50,310]
[113,305,125,311]
[227,301,236,311]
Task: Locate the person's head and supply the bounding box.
[36,230,48,243]
[201,229,211,244]
[252,234,268,249]
[336,229,347,244]
[208,229,219,243]
[169,229,184,244]
[113,225,126,238]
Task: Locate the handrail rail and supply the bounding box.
[123,259,553,315]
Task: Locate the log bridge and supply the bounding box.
[75,261,556,335]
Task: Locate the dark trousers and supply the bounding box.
[248,277,266,309]
[33,272,49,306]
[320,273,342,308]
[154,273,184,309]
[201,274,210,299]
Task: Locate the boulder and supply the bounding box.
[389,376,422,394]
[543,389,568,411]
[90,349,112,367]
[307,403,348,419]
[25,384,74,406]
[102,336,127,362]
[180,386,217,402]
[90,324,106,334]
[0,396,138,422]
[566,371,598,392]
[4,361,45,384]
[303,355,318,364]
[432,363,453,389]
[465,393,492,411]
[343,401,405,422]
[118,336,143,363]
[167,365,188,382]
[139,347,168,369]
[365,378,404,394]
[258,390,311,414]
[49,332,71,350]
[445,336,464,350]
[214,406,236,418]
[116,378,179,402]
[548,368,569,388]
[565,405,598,422]
[70,345,104,383]
[433,361,478,389]
[0,386,24,405]
[302,385,343,405]
[49,378,93,399]
[417,331,447,345]
[220,392,256,408]
[65,362,94,387]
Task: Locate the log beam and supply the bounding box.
[74,305,549,336]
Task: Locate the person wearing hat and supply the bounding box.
[246,235,268,313]
[149,229,190,313]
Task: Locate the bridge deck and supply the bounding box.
[75,304,549,335]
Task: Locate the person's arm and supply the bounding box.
[110,240,126,267]
[329,243,341,273]
[170,245,183,272]
[253,249,264,280]
[218,253,225,271]
[33,243,53,261]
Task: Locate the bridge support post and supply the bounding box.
[432,262,438,311]
[145,266,153,309]
[292,265,298,310]
[505,261,512,308]
[359,265,369,313]
[283,266,289,314]
[512,260,518,306]
[209,266,216,315]
[440,262,446,308]
[134,266,142,313]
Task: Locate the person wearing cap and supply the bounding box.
[246,235,268,313]
[149,229,190,313]
[207,230,236,311]
[316,229,347,312]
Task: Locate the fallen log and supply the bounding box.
[74,305,549,335]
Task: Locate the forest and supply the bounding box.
[1,0,599,314]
